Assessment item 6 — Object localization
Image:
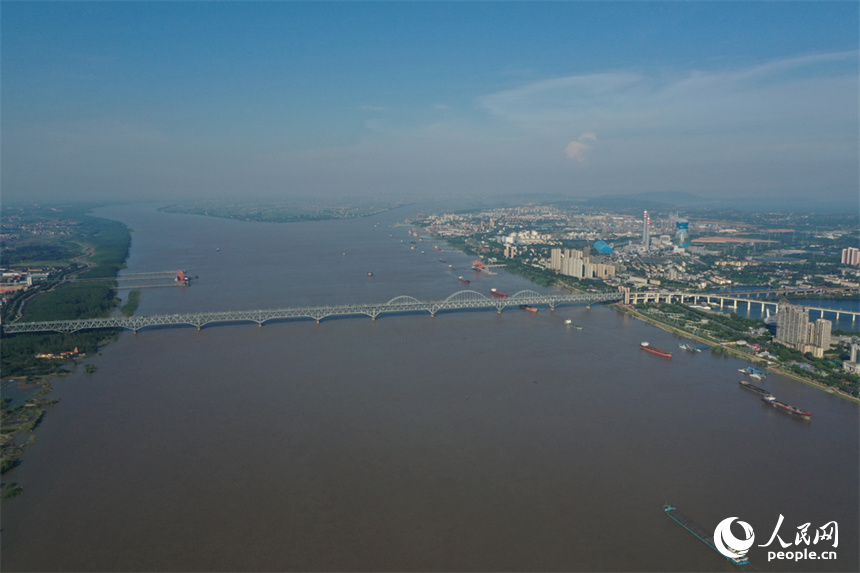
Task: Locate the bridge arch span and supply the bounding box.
[385,295,423,305]
[444,290,490,303]
[510,289,542,299]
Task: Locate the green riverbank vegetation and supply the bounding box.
[1,203,133,499]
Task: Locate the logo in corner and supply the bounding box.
[714,517,756,559]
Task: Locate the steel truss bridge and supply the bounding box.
[1,290,622,335]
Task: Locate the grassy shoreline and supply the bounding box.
[1,206,134,499]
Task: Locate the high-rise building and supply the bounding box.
[675,220,690,247]
[811,318,832,350]
[776,299,832,357]
[776,299,809,347]
[841,247,860,266]
[549,247,615,279]
[642,211,651,251]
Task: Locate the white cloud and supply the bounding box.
[565,133,598,162]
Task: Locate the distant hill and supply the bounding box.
[579,191,714,212]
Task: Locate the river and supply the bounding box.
[1,204,857,572]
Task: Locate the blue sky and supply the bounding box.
[2,1,858,206]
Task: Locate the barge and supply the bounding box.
[664,505,750,566]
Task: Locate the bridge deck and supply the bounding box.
[1,290,623,334]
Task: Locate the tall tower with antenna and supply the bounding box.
[642,210,651,251]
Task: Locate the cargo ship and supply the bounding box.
[640,342,672,358]
[664,505,750,566]
[519,305,538,313]
[458,276,470,284]
[564,319,583,330]
[739,380,772,397]
[762,395,811,420]
[490,288,507,298]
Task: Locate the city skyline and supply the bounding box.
[2,1,858,206]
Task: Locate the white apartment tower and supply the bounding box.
[841,247,860,266]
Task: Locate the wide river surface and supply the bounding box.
[2,205,858,572]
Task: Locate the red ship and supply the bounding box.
[640,342,672,358]
[458,276,470,284]
[762,396,811,420]
[490,288,507,298]
[520,305,538,313]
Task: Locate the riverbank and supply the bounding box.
[1,206,133,499]
[613,303,860,404]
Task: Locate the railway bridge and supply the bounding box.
[625,290,859,322]
[1,290,623,335]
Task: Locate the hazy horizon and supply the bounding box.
[2,2,858,208]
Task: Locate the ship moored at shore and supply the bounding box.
[640,342,672,358]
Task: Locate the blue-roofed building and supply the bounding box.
[593,240,614,254]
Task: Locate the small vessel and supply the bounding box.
[678,343,701,353]
[367,272,373,277]
[448,264,454,269]
[490,288,507,299]
[520,305,538,313]
[216,247,220,252]
[640,342,672,358]
[439,258,447,263]
[739,380,772,397]
[664,505,750,566]
[564,319,582,329]
[458,276,470,284]
[434,245,440,250]
[762,395,811,420]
